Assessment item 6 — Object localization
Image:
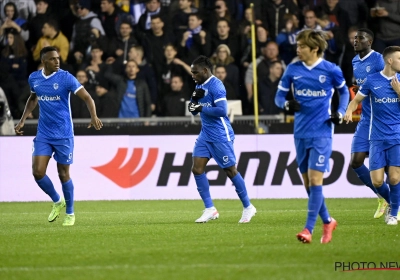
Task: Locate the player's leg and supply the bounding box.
[369,141,391,205]
[192,139,217,223]
[32,139,65,222]
[224,165,256,223]
[386,144,400,224]
[54,138,75,226]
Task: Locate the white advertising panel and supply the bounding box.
[0,135,374,201]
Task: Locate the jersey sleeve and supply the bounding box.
[28,74,35,93]
[212,80,227,104]
[331,65,346,89]
[376,54,385,71]
[65,72,83,94]
[358,78,370,96]
[275,64,292,108]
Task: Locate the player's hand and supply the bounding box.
[88,117,103,130]
[191,88,205,101]
[351,84,359,94]
[391,75,400,96]
[188,102,203,112]
[330,112,343,125]
[284,100,301,112]
[14,121,24,135]
[344,110,353,124]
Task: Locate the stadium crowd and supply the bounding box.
[0,0,396,120]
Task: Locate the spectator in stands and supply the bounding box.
[100,0,134,39]
[179,13,211,64]
[370,0,400,54]
[1,31,28,88]
[204,0,235,38]
[107,20,138,65]
[338,0,368,28]
[0,2,29,42]
[276,13,299,65]
[240,25,270,69]
[0,0,36,21]
[301,9,322,30]
[33,19,69,64]
[81,44,108,86]
[105,59,152,118]
[211,18,244,65]
[0,58,22,118]
[238,7,252,40]
[127,45,158,112]
[341,26,358,86]
[141,15,175,74]
[69,0,105,66]
[261,0,299,40]
[258,60,284,115]
[137,0,168,35]
[158,43,192,99]
[162,75,187,116]
[316,14,339,64]
[210,44,240,97]
[214,65,237,100]
[171,0,197,39]
[245,41,285,107]
[71,70,98,118]
[28,0,54,49]
[94,78,119,117]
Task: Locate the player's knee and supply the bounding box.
[224,168,238,179]
[32,167,45,180]
[57,171,70,183]
[350,160,363,169]
[191,166,204,175]
[372,179,384,188]
[388,176,400,186]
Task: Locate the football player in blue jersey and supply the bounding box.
[275,29,349,243]
[14,46,103,226]
[345,46,400,225]
[351,28,389,218]
[188,55,257,223]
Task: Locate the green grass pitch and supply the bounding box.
[0,199,399,280]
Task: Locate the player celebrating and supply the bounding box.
[188,55,257,223]
[275,30,349,243]
[350,28,389,218]
[345,46,400,225]
[14,46,102,226]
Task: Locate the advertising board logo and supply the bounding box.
[92,148,158,188]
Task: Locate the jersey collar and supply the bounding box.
[302,57,323,70]
[41,68,58,79]
[202,75,214,86]
[359,50,375,61]
[380,71,398,80]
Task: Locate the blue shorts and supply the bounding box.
[33,137,74,165]
[193,138,236,168]
[295,138,332,174]
[369,139,400,171]
[351,135,370,154]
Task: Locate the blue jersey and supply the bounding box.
[352,51,385,137]
[194,76,235,142]
[28,69,82,140]
[275,58,348,138]
[359,72,400,141]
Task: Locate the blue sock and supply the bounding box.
[353,165,378,194]
[194,173,214,208]
[389,183,400,217]
[306,189,330,224]
[376,183,391,204]
[62,179,74,214]
[231,173,250,208]
[35,175,60,203]
[305,186,323,233]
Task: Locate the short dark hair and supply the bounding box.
[189,13,202,21]
[357,28,374,40]
[382,46,400,59]
[45,19,59,32]
[150,14,162,21]
[192,55,213,71]
[40,46,58,59]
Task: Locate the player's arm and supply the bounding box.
[344,92,366,124]
[274,68,300,112]
[76,88,103,130]
[14,92,38,135]
[330,67,350,125]
[390,74,400,96]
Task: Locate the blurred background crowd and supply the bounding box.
[0,0,397,120]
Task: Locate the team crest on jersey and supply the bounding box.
[318,155,325,163]
[319,75,326,83]
[366,66,371,72]
[223,156,229,162]
[53,83,59,90]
